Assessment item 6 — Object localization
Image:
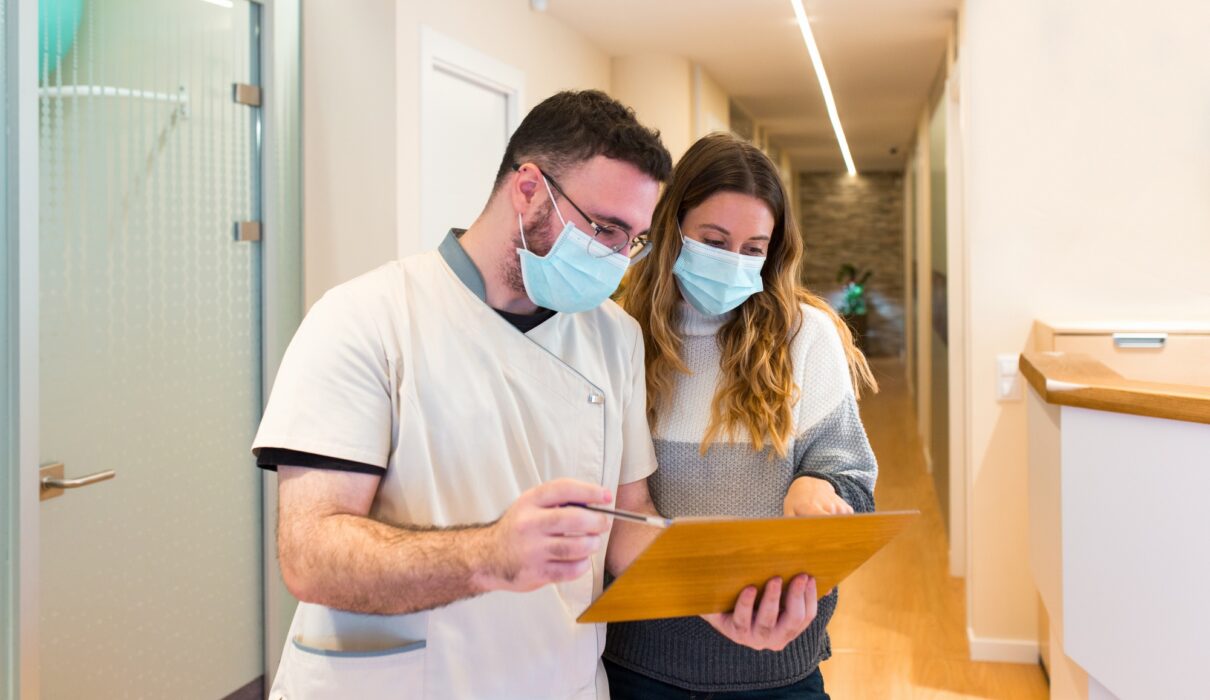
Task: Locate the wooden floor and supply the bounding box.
[820,359,1049,700]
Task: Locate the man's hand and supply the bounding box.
[476,479,613,593]
[784,476,853,516]
[702,575,819,651]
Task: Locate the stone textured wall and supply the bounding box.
[797,172,905,358]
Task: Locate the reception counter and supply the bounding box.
[1021,350,1210,700]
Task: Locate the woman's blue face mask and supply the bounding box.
[672,225,767,316]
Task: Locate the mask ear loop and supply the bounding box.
[517,213,530,252]
[517,172,568,252]
[541,176,568,227]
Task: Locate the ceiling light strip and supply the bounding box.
[790,0,857,175]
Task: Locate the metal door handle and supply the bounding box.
[40,463,116,501]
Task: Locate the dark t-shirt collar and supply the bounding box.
[437,229,555,332]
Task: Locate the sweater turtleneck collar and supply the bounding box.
[677,301,734,337]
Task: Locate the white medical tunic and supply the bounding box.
[253,231,657,699]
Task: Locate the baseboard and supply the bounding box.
[967,628,1040,664]
[222,676,264,700]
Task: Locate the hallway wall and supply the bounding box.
[798,172,905,358]
[611,54,693,162]
[960,0,1210,657]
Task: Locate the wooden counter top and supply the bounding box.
[1020,352,1210,425]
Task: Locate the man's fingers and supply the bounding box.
[542,559,591,582]
[544,535,601,562]
[531,479,612,508]
[753,578,783,632]
[539,508,610,536]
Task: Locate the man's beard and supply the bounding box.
[503,201,555,295]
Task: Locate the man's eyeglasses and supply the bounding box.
[513,163,650,260]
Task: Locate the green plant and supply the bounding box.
[836,263,873,316]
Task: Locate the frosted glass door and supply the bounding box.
[38,0,263,697]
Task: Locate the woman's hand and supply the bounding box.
[701,575,818,651]
[783,476,854,516]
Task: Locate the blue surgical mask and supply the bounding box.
[672,233,766,316]
[516,178,629,314]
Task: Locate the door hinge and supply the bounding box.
[233,82,262,107]
[234,221,262,242]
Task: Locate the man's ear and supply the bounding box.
[509,162,543,217]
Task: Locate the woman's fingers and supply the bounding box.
[730,586,758,632]
[804,577,819,621]
[752,578,783,634]
[776,574,809,631]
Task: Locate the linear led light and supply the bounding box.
[790,0,857,175]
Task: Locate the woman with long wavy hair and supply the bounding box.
[604,133,879,700]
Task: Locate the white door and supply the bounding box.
[416,27,523,255]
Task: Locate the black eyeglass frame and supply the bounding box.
[511,162,650,258]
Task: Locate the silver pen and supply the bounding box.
[567,503,672,528]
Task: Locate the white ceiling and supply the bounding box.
[546,0,958,172]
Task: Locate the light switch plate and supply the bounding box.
[996,353,1023,401]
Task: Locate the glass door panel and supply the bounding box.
[38,0,263,696]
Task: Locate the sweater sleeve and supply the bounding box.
[793,394,877,513]
[789,305,878,513]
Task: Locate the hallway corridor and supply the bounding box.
[820,359,1048,699]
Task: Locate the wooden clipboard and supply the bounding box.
[578,510,919,623]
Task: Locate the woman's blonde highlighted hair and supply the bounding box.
[619,133,877,458]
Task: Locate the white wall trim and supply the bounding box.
[259,0,305,684]
[968,627,1041,664]
[944,32,968,580]
[415,25,524,257]
[692,64,703,139]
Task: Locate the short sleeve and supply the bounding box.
[618,328,658,485]
[252,285,394,471]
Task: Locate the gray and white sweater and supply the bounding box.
[604,302,878,692]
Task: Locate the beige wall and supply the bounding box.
[303,0,612,304]
[960,0,1210,655]
[303,1,399,305]
[610,54,693,162]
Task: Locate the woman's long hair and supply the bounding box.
[618,133,877,458]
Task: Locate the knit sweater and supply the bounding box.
[603,302,878,692]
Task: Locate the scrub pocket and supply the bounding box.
[270,639,426,700]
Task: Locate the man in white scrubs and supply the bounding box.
[253,91,673,699]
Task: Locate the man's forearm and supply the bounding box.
[282,512,501,615]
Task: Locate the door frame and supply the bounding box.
[11,0,41,694]
[258,0,305,686]
[7,0,303,695]
[413,25,524,257]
